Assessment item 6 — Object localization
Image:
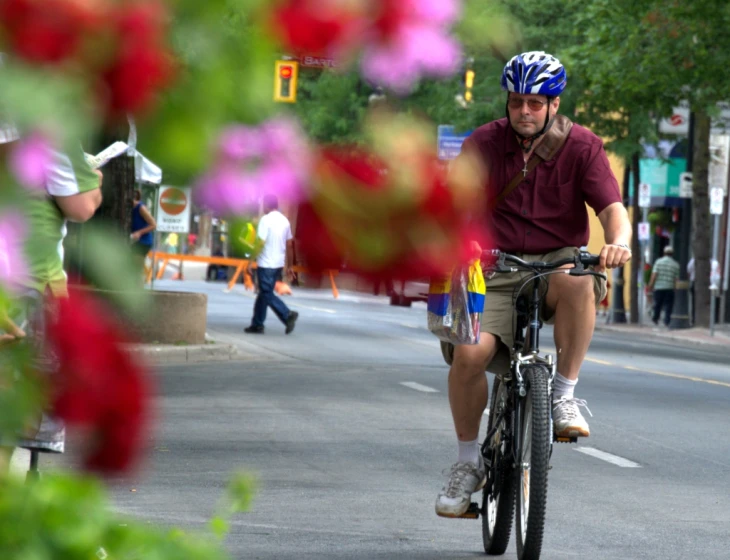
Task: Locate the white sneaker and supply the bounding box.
[435,459,486,518]
[552,397,592,438]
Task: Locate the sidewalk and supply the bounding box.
[594,321,730,348]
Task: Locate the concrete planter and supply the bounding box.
[86,288,207,345]
[131,290,207,344]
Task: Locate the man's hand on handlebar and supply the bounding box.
[597,243,632,272]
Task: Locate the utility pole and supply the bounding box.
[670,112,694,329]
[611,163,630,323]
[66,126,135,283]
[630,153,641,323]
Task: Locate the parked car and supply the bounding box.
[389,278,429,307]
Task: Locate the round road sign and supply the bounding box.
[159,187,188,216]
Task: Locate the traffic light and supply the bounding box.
[464,69,475,103]
[274,60,298,103]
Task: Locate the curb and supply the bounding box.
[125,343,238,365]
[594,325,730,349]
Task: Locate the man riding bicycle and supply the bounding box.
[436,51,632,518]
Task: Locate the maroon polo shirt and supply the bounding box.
[459,117,621,253]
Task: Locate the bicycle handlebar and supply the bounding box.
[480,250,605,279]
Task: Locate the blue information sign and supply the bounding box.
[437,125,471,161]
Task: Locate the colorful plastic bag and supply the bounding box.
[427,260,486,345]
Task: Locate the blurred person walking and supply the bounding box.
[244,195,298,335]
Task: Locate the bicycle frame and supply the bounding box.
[482,273,556,475]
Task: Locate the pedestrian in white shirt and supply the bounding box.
[244,195,298,334]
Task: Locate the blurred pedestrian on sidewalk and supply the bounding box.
[648,246,680,327]
[130,189,156,273]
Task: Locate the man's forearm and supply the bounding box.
[598,203,632,246]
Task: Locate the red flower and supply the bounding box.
[296,148,489,283]
[0,0,175,120]
[319,148,388,191]
[268,0,363,57]
[371,0,409,40]
[100,1,175,117]
[101,43,173,117]
[46,288,152,475]
[0,0,98,64]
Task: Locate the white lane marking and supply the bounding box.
[287,303,337,314]
[574,447,641,468]
[400,382,439,393]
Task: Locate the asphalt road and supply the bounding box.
[34,281,730,559]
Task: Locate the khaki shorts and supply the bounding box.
[480,247,607,376]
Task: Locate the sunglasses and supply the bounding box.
[507,97,549,111]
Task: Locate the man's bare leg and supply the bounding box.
[545,273,596,379]
[448,333,499,440]
[545,272,596,437]
[436,334,499,517]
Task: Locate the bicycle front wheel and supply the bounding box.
[515,364,551,560]
[482,376,516,556]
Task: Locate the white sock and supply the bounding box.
[457,438,480,466]
[553,373,577,402]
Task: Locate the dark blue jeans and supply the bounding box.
[652,289,675,326]
[252,267,291,327]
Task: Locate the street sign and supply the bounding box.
[638,183,651,208]
[709,134,730,195]
[659,108,689,135]
[659,101,730,135]
[297,55,337,69]
[156,186,191,233]
[679,172,693,198]
[437,125,471,160]
[710,187,724,215]
[638,222,650,242]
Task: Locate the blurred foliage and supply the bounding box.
[0,63,97,151]
[136,0,280,185]
[0,471,256,560]
[64,223,152,320]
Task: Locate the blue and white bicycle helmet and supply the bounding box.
[501,51,566,150]
[501,51,567,96]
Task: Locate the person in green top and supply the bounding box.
[22,144,103,297]
[648,246,680,327]
[1,135,102,467]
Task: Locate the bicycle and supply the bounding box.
[456,250,605,560]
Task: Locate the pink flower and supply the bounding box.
[361,0,462,93]
[412,0,461,25]
[218,125,265,162]
[0,214,27,291]
[194,167,256,215]
[255,159,303,202]
[195,117,312,216]
[8,132,52,189]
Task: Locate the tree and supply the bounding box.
[567,0,730,327]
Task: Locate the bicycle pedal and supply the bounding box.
[555,436,578,444]
[456,502,480,519]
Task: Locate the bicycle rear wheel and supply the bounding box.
[482,376,516,555]
[515,364,551,560]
